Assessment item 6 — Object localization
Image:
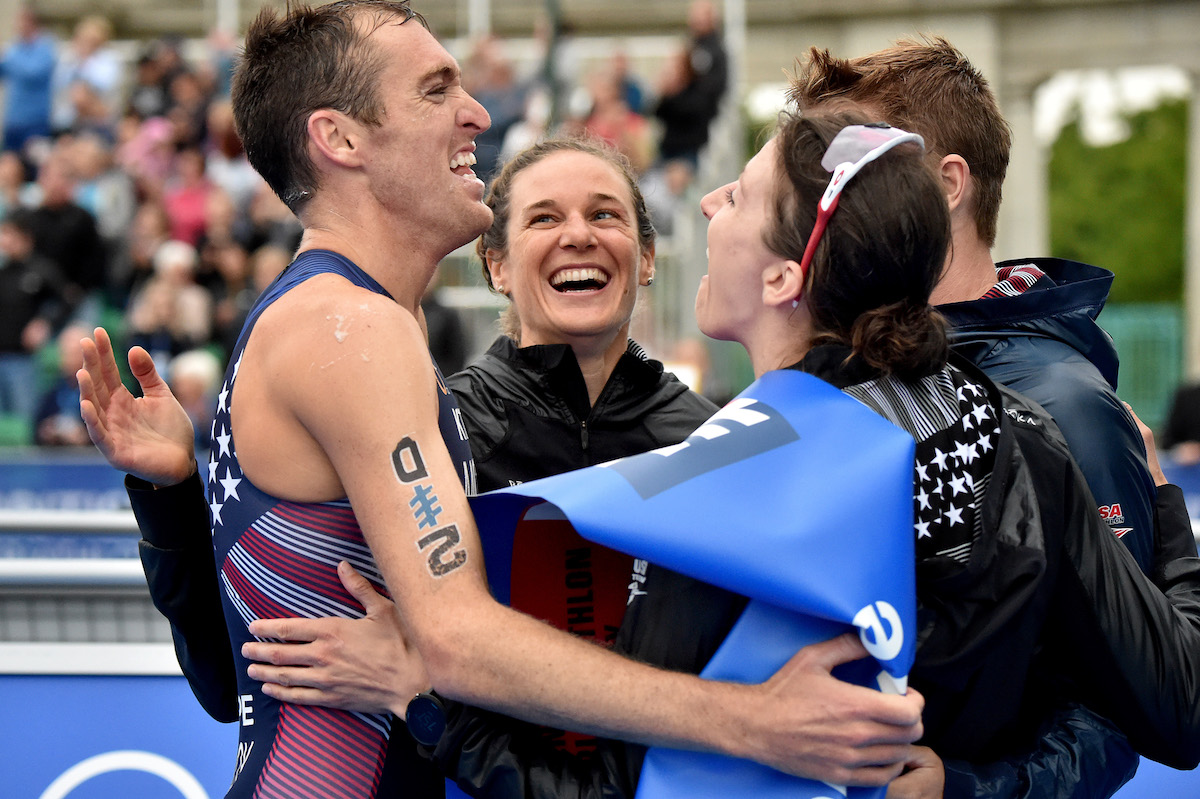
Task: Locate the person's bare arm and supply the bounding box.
[241,284,922,786]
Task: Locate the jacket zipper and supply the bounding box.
[580,419,589,450]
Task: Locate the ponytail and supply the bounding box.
[849,301,949,380]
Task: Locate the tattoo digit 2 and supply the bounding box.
[417,524,468,577]
[393,437,468,578]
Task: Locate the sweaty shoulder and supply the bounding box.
[253,273,429,384]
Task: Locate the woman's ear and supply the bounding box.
[484,248,506,292]
[762,258,806,309]
[639,242,656,286]
[307,109,365,168]
[939,154,971,214]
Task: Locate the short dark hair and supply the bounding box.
[789,36,1010,247]
[231,1,426,212]
[769,109,950,379]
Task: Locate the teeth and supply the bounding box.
[450,152,477,169]
[551,268,609,287]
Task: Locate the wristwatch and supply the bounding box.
[405,690,446,747]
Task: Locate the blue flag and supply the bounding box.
[469,369,916,798]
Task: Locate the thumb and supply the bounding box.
[127,345,170,396]
[338,560,388,614]
[804,631,870,671]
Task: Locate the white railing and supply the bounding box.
[0,509,143,587]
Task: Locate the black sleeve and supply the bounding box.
[1153,483,1198,583]
[1042,452,1200,769]
[130,470,239,723]
[426,702,636,799]
[942,702,1138,799]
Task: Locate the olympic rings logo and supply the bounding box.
[38,750,210,799]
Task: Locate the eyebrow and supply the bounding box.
[524,193,625,211]
[418,64,458,89]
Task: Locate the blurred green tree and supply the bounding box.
[1049,99,1187,303]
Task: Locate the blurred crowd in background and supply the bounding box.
[0,1,729,450]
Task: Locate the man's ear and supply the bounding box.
[307,109,365,168]
[939,154,971,214]
[763,257,805,309]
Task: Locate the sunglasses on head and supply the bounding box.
[793,123,925,306]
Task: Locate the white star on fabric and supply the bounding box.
[216,426,232,458]
[220,468,242,502]
[977,432,994,454]
[972,403,990,424]
[916,487,931,510]
[962,413,974,431]
[956,386,969,403]
[232,352,244,380]
[953,440,972,464]
[932,447,949,470]
[208,451,218,483]
[218,382,230,413]
[949,475,967,496]
[209,497,224,526]
[916,463,929,482]
[945,505,964,526]
[932,478,944,496]
[915,520,932,539]
[964,443,979,464]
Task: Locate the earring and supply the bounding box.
[495,284,504,292]
[645,277,654,286]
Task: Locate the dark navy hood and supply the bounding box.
[937,257,1119,389]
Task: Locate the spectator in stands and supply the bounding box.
[168,347,223,449]
[585,68,655,175]
[204,100,261,213]
[124,240,212,373]
[464,36,527,183]
[163,145,213,246]
[26,154,107,323]
[0,209,67,425]
[111,199,171,309]
[68,133,136,261]
[1163,381,1200,466]
[652,0,727,172]
[610,46,645,113]
[34,324,91,447]
[51,15,121,137]
[0,6,56,155]
[213,242,288,359]
[0,150,34,217]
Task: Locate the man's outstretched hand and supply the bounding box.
[78,327,197,486]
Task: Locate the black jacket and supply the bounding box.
[447,337,716,493]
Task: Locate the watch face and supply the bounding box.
[406,692,446,747]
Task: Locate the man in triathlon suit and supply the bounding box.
[79,2,923,796]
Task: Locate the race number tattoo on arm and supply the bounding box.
[417,524,467,577]
[393,437,467,577]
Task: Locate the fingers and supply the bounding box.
[79,333,113,413]
[798,632,870,670]
[127,344,167,396]
[258,683,337,707]
[337,560,388,614]
[247,617,323,643]
[91,327,124,396]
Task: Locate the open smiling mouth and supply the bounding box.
[550,268,610,293]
